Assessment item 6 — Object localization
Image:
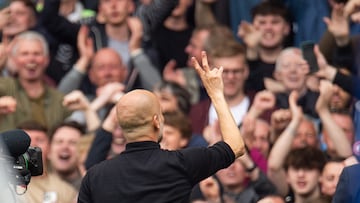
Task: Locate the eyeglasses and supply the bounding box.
[281,63,307,71]
[222,68,245,77]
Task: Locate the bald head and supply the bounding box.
[89,48,127,87]
[116,90,163,142]
[257,195,285,203]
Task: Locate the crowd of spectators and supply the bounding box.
[1,0,360,202]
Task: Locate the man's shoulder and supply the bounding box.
[0,77,16,85]
[344,163,360,175]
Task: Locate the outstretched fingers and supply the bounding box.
[191,56,204,75]
[201,51,211,72]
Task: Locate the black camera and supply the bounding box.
[12,146,43,185]
[0,130,43,187]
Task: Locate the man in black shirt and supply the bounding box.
[78,52,246,203]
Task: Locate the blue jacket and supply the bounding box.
[333,164,360,203]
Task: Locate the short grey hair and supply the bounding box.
[11,31,49,56]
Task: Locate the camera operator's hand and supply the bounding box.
[0,96,17,114]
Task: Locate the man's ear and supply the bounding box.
[153,114,161,130]
[283,22,290,36]
[179,138,189,148]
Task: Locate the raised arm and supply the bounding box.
[40,0,80,45]
[135,0,179,42]
[315,80,352,158]
[58,26,94,94]
[267,91,303,196]
[127,17,161,90]
[192,51,245,158]
[62,90,100,132]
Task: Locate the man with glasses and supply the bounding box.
[273,47,319,120]
[190,39,251,135]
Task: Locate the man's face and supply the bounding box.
[275,49,309,92]
[90,49,127,87]
[286,167,321,196]
[216,159,248,189]
[330,84,351,111]
[251,120,270,158]
[332,114,354,144]
[253,15,289,49]
[12,39,49,82]
[48,126,82,174]
[320,161,344,196]
[99,0,132,25]
[160,125,188,150]
[212,55,248,99]
[185,30,209,67]
[154,89,179,113]
[292,120,318,149]
[323,113,354,154]
[2,1,36,37]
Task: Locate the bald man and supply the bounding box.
[78,52,245,203]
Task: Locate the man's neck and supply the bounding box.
[105,23,129,42]
[20,80,45,99]
[57,169,81,184]
[164,15,188,31]
[225,93,246,107]
[224,185,246,197]
[259,46,283,64]
[294,187,321,203]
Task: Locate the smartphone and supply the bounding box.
[300,41,319,74]
[0,0,11,10]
